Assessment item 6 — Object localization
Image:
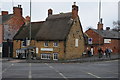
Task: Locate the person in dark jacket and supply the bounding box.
[87,49,92,57]
[105,47,109,58]
[98,48,104,58]
[108,48,112,58]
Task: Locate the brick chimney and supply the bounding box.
[97,18,103,30]
[13,5,22,16]
[72,2,78,19]
[48,9,53,16]
[1,11,8,16]
[25,16,30,25]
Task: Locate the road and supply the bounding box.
[1,60,119,80]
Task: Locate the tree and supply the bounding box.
[112,20,120,32]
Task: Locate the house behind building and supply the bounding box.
[85,18,120,55]
[0,5,27,57]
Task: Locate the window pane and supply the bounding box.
[54,42,58,47]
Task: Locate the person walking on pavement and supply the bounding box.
[105,47,109,58]
[98,48,104,58]
[108,48,112,58]
[87,49,92,57]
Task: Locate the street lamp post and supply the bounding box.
[7,39,10,61]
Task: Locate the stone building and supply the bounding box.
[13,3,85,60]
[0,5,25,57]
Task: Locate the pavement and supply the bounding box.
[0,53,119,63]
[1,59,119,80]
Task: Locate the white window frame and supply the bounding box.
[21,41,26,47]
[27,40,30,46]
[21,41,24,47]
[53,42,58,47]
[41,53,51,60]
[44,41,49,47]
[75,39,79,47]
[36,48,39,54]
[53,53,58,60]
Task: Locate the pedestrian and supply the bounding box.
[105,48,109,58]
[108,48,112,58]
[91,48,94,56]
[87,49,91,57]
[98,48,104,58]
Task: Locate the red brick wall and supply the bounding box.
[6,16,24,29]
[3,15,25,40]
[102,39,120,53]
[85,29,103,44]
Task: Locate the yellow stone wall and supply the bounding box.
[35,41,65,60]
[13,40,21,58]
[65,17,85,59]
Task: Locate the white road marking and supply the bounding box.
[45,63,68,80]
[2,63,14,73]
[45,63,48,65]
[87,72,101,78]
[104,60,118,63]
[49,66,54,69]
[28,63,32,79]
[59,73,67,79]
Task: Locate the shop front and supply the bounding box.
[40,48,58,60]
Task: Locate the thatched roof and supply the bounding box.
[35,12,73,41]
[14,21,44,40]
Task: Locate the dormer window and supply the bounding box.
[44,41,49,47]
[53,42,58,47]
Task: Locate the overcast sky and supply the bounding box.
[0,0,119,31]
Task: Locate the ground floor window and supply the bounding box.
[53,53,58,60]
[41,53,51,60]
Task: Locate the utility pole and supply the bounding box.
[28,0,32,61]
[98,0,102,58]
[99,0,101,23]
[30,0,32,41]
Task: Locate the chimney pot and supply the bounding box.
[19,5,21,8]
[100,18,102,24]
[74,2,76,5]
[48,9,53,16]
